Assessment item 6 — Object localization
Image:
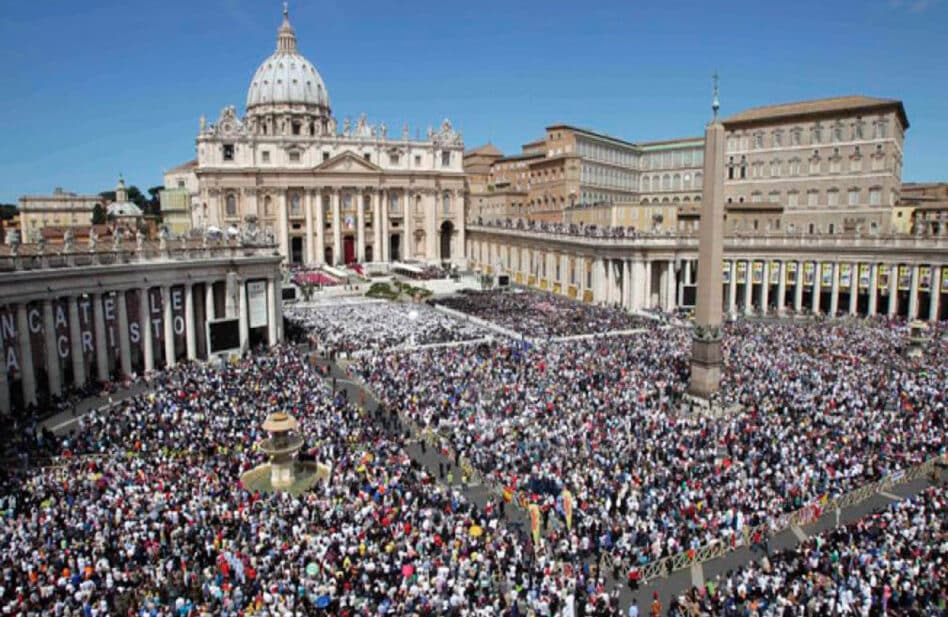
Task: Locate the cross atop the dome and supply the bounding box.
[276,1,297,52]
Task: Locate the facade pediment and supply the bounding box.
[314,151,383,174]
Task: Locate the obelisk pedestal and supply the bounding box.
[689,79,726,399]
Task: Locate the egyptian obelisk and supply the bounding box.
[689,74,726,398]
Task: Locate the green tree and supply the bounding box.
[91,203,107,225]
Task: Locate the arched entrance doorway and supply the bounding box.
[440,221,454,261]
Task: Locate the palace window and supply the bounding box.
[869,187,882,206]
[828,189,839,207]
[848,188,860,206]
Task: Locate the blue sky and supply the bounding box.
[1,0,946,203]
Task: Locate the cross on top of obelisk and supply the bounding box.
[712,71,720,120]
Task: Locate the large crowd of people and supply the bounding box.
[435,290,650,338]
[358,315,946,595]
[673,485,947,616]
[285,302,493,353]
[4,287,946,616]
[1,346,628,616]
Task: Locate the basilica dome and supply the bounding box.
[246,5,330,111]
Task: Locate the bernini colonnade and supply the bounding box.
[467,223,948,322]
[0,241,282,415]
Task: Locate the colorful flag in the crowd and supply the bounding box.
[528,504,541,545]
[562,489,574,530]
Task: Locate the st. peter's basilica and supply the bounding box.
[165,4,466,266]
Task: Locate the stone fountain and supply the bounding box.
[240,411,330,494]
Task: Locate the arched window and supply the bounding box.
[225,193,237,217]
[264,195,272,217]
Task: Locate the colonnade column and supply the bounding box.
[332,192,342,265]
[727,260,738,316]
[304,191,315,265]
[930,266,942,321]
[356,192,366,262]
[140,287,154,373]
[0,339,8,414]
[887,265,898,317]
[93,293,108,382]
[811,262,822,314]
[238,280,249,352]
[848,262,859,316]
[665,260,676,312]
[116,291,132,376]
[742,260,753,315]
[829,262,840,316]
[868,264,879,316]
[776,261,787,315]
[266,277,278,346]
[793,261,803,313]
[42,299,61,396]
[67,297,85,386]
[162,286,175,368]
[908,264,920,320]
[185,284,196,360]
[16,304,36,405]
[760,261,770,314]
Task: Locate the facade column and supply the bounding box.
[116,291,132,376]
[278,191,289,261]
[140,287,154,373]
[907,264,920,320]
[848,263,859,316]
[776,261,787,315]
[238,279,249,352]
[929,265,942,321]
[356,191,366,262]
[598,259,609,304]
[373,191,382,262]
[15,304,36,406]
[742,260,753,315]
[427,192,438,261]
[162,286,175,368]
[887,265,898,317]
[829,262,840,317]
[332,191,342,265]
[380,190,389,262]
[623,259,633,310]
[812,262,822,314]
[404,191,414,261]
[42,299,61,397]
[793,261,804,313]
[93,292,109,382]
[456,191,465,267]
[266,277,278,346]
[67,296,85,386]
[643,260,652,309]
[315,192,326,265]
[760,261,770,314]
[728,259,738,316]
[185,284,196,360]
[304,190,315,265]
[868,264,879,316]
[205,282,216,321]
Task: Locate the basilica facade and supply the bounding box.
[167,6,466,266]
